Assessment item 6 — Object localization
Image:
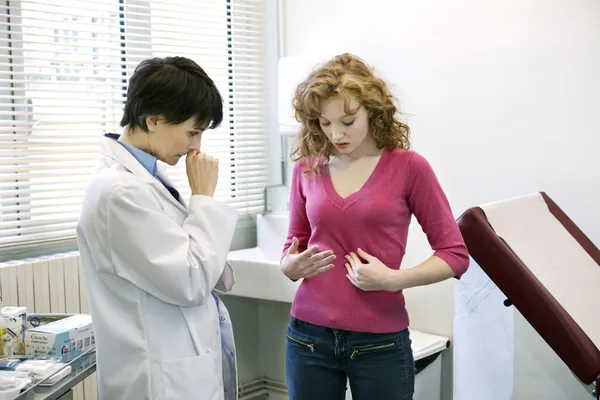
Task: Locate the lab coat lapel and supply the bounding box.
[99,136,186,213]
[157,163,188,209]
[99,136,155,185]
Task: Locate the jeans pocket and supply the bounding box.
[286,332,315,353]
[349,341,396,360]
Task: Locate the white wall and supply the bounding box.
[279,0,600,397]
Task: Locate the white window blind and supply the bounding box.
[0,0,268,249]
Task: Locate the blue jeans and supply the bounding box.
[285,317,415,400]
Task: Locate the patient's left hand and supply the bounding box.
[345,249,396,292]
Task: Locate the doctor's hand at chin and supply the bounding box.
[186,150,218,197]
[344,249,397,292]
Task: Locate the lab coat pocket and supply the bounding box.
[161,352,221,400]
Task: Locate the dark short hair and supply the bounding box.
[120,56,223,131]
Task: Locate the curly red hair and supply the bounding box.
[291,53,410,172]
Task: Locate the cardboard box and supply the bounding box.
[25,314,93,361]
[25,313,72,330]
[1,306,27,355]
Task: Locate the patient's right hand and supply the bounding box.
[281,237,336,281]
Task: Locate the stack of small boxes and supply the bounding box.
[0,307,94,362]
[24,314,94,362]
[0,306,27,356]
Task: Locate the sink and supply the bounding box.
[226,213,300,303]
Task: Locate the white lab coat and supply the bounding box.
[76,136,239,400]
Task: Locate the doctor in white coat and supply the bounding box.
[77,56,239,400]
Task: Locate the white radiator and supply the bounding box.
[0,252,290,400]
[0,251,97,400]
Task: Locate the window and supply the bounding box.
[0,0,269,251]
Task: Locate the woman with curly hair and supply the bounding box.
[280,53,470,400]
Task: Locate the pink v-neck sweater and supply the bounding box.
[282,148,469,333]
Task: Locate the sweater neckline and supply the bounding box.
[322,148,390,209]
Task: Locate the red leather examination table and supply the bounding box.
[454,192,600,399]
